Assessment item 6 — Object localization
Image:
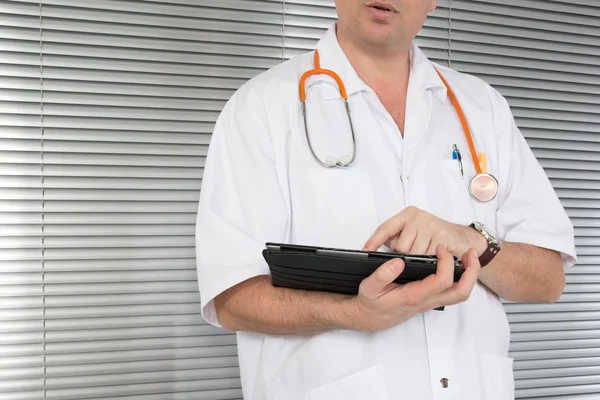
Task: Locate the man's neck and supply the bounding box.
[336,29,412,135]
[336,30,411,93]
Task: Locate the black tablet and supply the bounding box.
[262,242,464,297]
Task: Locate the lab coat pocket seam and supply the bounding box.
[273,364,389,400]
[480,353,515,400]
[439,160,473,225]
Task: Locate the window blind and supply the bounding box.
[1,0,286,399]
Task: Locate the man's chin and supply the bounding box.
[359,25,404,48]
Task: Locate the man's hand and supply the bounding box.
[345,245,481,332]
[363,206,487,258]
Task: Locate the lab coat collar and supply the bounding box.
[314,24,371,98]
[314,23,447,102]
[410,43,448,103]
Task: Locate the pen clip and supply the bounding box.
[452,144,461,159]
[452,144,464,179]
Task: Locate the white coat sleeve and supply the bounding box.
[492,88,577,269]
[195,91,289,327]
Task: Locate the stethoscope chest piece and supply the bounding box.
[469,173,499,202]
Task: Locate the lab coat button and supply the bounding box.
[440,378,449,388]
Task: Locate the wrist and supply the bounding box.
[337,296,363,331]
[464,225,488,256]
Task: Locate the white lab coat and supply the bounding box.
[195,24,577,400]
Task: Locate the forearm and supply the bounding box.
[477,241,565,303]
[214,275,359,335]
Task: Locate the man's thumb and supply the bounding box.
[362,258,404,294]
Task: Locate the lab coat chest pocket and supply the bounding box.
[439,160,475,225]
[274,365,389,400]
[439,160,497,227]
[480,354,515,400]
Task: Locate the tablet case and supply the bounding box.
[262,242,464,312]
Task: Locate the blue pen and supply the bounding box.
[452,144,464,179]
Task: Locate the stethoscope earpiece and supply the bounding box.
[325,155,339,167]
[339,154,353,166]
[325,154,353,168]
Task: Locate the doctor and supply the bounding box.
[196,1,577,399]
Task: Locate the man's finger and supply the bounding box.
[394,227,417,254]
[383,234,398,252]
[409,231,431,255]
[413,244,456,298]
[425,240,440,255]
[363,213,410,251]
[360,258,405,296]
[429,248,481,307]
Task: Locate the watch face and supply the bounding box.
[473,222,501,247]
[472,222,485,233]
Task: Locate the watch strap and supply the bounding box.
[469,222,501,267]
[479,242,500,267]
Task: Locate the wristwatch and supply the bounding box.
[469,222,502,267]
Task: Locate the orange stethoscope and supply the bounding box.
[299,49,499,202]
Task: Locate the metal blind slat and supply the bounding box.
[44,336,236,356]
[43,292,199,306]
[0,390,44,400]
[82,388,243,400]
[42,213,196,224]
[45,357,240,378]
[44,325,224,343]
[44,303,200,319]
[46,345,238,366]
[43,378,242,400]
[516,357,600,371]
[45,367,241,390]
[517,384,600,398]
[516,366,600,380]
[43,270,198,283]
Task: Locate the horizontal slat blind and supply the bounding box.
[0,1,44,400]
[450,0,600,398]
[6,0,285,399]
